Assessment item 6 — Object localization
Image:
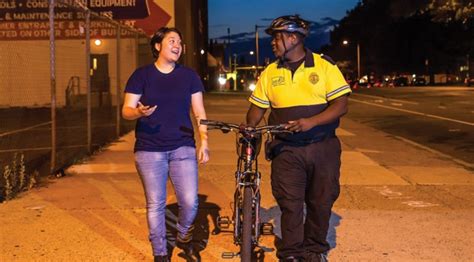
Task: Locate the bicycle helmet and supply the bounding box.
[265,15,310,37]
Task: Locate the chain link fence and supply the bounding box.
[0,0,150,201]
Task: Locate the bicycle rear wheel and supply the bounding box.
[241,186,253,262]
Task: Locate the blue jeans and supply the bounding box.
[135,146,199,256]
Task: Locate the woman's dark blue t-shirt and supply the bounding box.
[124,63,204,152]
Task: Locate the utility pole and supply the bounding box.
[467,54,470,81]
[227,27,232,72]
[233,54,237,91]
[343,39,361,79]
[49,0,56,173]
[255,25,260,79]
[357,42,361,79]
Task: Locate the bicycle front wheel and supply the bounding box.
[241,186,253,262]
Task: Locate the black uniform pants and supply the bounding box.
[271,137,341,258]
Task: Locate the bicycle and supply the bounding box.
[200,119,291,262]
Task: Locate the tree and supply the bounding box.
[322,0,473,78]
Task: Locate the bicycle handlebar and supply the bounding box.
[200,119,292,135]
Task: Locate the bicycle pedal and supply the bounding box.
[221,252,236,259]
[260,222,274,235]
[256,245,275,252]
[217,216,231,229]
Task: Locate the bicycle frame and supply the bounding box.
[233,132,262,247]
[200,120,289,261]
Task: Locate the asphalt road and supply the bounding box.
[347,86,474,167]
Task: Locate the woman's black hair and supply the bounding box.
[150,27,183,58]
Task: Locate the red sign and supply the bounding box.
[0,0,171,40]
[0,0,150,20]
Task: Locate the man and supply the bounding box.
[246,15,351,262]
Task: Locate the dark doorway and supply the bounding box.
[90,54,110,106]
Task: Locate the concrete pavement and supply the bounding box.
[1,94,473,261]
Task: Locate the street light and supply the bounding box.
[232,51,255,91]
[343,40,361,79]
[233,51,254,70]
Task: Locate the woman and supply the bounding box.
[122,27,209,262]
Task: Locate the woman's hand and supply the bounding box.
[137,102,157,117]
[122,94,157,120]
[198,144,209,164]
[191,92,209,164]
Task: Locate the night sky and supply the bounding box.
[208,0,360,62]
[209,0,359,42]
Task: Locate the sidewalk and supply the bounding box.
[1,96,473,261]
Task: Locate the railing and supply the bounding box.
[0,0,149,202]
[65,76,81,107]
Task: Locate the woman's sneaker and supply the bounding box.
[153,255,169,262]
[176,225,200,261]
[305,251,328,262]
[176,238,200,262]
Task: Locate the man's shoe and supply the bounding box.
[279,256,305,262]
[176,239,201,262]
[305,251,328,262]
[154,255,169,262]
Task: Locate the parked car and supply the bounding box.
[346,78,358,89]
[412,76,427,86]
[392,76,409,87]
[465,77,474,86]
[356,75,376,88]
[358,75,369,88]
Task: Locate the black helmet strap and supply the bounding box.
[278,32,302,62]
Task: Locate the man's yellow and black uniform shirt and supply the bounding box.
[249,49,351,143]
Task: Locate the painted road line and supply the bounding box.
[402,201,439,208]
[356,148,382,153]
[349,97,474,127]
[367,186,439,207]
[0,121,51,138]
[393,135,474,169]
[352,93,419,105]
[423,86,472,91]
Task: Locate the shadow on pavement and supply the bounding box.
[165,194,221,259]
[261,205,342,252]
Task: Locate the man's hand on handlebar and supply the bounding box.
[286,118,313,132]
